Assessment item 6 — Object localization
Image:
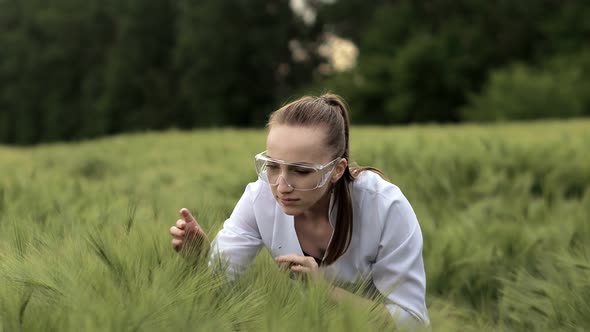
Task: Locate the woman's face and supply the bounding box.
[265,125,347,216]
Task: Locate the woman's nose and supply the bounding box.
[276,175,294,193]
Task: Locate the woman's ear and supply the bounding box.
[331,158,348,183]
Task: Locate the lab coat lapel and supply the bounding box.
[271,203,303,257]
[270,190,337,258]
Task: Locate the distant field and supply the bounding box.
[1,119,589,331]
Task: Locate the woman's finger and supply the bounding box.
[170,226,185,237]
[171,238,183,248]
[275,254,317,268]
[290,265,311,273]
[275,254,307,265]
[180,208,199,226]
[176,219,186,229]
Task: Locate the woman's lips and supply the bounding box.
[279,198,299,206]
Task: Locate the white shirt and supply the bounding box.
[209,171,430,327]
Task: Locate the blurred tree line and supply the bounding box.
[1,0,589,144]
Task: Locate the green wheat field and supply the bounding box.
[1,120,589,331]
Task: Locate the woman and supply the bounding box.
[169,94,429,329]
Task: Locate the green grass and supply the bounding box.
[1,120,589,331]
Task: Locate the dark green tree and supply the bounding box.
[173,0,321,128]
[319,0,590,124]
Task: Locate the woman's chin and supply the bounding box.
[279,205,301,216]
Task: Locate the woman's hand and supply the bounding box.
[275,254,320,281]
[169,208,209,255]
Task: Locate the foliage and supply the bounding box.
[3,1,590,144]
[1,120,589,331]
[319,0,590,124]
[461,61,588,121]
[0,0,321,145]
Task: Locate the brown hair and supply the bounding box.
[267,93,385,265]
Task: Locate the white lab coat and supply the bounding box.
[209,170,430,327]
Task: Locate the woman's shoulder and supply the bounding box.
[244,178,274,203]
[352,169,404,201]
[351,170,420,238]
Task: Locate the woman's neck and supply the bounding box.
[298,188,332,225]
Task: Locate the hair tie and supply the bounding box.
[319,95,337,107]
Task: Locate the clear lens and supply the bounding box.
[254,152,337,191]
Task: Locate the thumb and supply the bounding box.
[180,208,197,224]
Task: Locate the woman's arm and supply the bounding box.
[369,192,430,329]
[274,254,425,330]
[208,182,264,277]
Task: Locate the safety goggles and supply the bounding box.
[254,151,340,191]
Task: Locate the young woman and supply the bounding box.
[169,94,429,329]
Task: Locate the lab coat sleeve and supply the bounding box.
[208,182,263,278]
[371,194,430,329]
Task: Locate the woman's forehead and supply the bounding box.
[266,125,330,163]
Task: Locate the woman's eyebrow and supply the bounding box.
[289,161,315,167]
[287,163,313,169]
[266,155,315,166]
